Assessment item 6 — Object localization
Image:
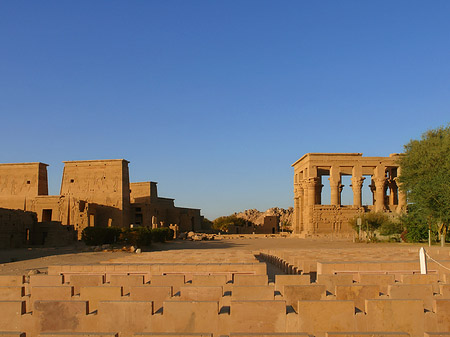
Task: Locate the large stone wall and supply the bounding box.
[292,153,406,237]
[0,160,203,244]
[130,182,202,232]
[61,159,131,228]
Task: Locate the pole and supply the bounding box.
[428,229,431,247]
[419,247,427,274]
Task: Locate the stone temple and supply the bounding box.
[0,159,203,245]
[292,153,406,236]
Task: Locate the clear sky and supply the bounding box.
[1,1,449,220]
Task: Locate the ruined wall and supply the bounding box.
[60,160,131,228]
[0,208,36,249]
[130,182,202,232]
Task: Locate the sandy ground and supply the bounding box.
[0,236,431,276]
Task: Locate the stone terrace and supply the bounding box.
[1,242,450,337]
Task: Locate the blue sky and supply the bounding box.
[1,1,449,219]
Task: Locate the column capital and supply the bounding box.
[374,177,386,186]
[351,176,365,187]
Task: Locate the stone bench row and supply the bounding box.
[1,299,450,337]
[0,331,434,337]
[259,252,450,280]
[4,283,450,313]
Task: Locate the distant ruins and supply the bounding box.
[292,153,406,236]
[0,160,203,247]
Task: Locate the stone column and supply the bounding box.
[294,183,303,233]
[388,180,398,207]
[329,166,341,206]
[305,178,319,234]
[351,177,365,207]
[394,178,407,213]
[329,178,340,206]
[374,178,386,212]
[316,182,324,205]
[307,178,319,206]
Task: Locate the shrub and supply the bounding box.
[81,227,122,246]
[151,227,171,242]
[120,227,153,246]
[349,212,392,241]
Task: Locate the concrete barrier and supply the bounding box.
[297,300,356,334]
[109,275,145,295]
[69,275,105,295]
[388,284,434,310]
[230,300,286,333]
[0,287,25,300]
[233,274,268,286]
[274,275,310,292]
[283,285,326,311]
[160,301,219,334]
[79,286,122,312]
[191,275,228,286]
[130,286,172,312]
[364,299,424,337]
[179,286,223,301]
[151,275,185,294]
[231,286,274,300]
[33,300,89,333]
[335,285,381,310]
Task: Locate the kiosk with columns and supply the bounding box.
[292,153,407,237]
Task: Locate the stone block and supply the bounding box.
[109,274,145,295]
[31,286,73,308]
[283,285,326,311]
[233,274,268,286]
[96,301,154,335]
[130,286,172,312]
[29,275,64,287]
[231,285,274,300]
[69,275,104,294]
[356,274,395,294]
[0,301,26,331]
[388,284,434,310]
[316,274,353,294]
[39,334,118,337]
[0,276,24,287]
[230,300,286,333]
[79,286,122,312]
[401,274,439,292]
[33,300,88,333]
[162,301,219,333]
[335,285,380,310]
[364,299,424,336]
[439,284,450,298]
[230,334,309,337]
[133,332,213,337]
[434,299,450,332]
[326,332,409,337]
[274,275,310,292]
[151,275,185,294]
[0,333,25,337]
[297,300,356,334]
[0,287,25,300]
[191,275,228,286]
[179,286,223,301]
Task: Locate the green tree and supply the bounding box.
[212,215,250,232]
[398,125,450,244]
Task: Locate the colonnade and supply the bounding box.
[293,164,407,234]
